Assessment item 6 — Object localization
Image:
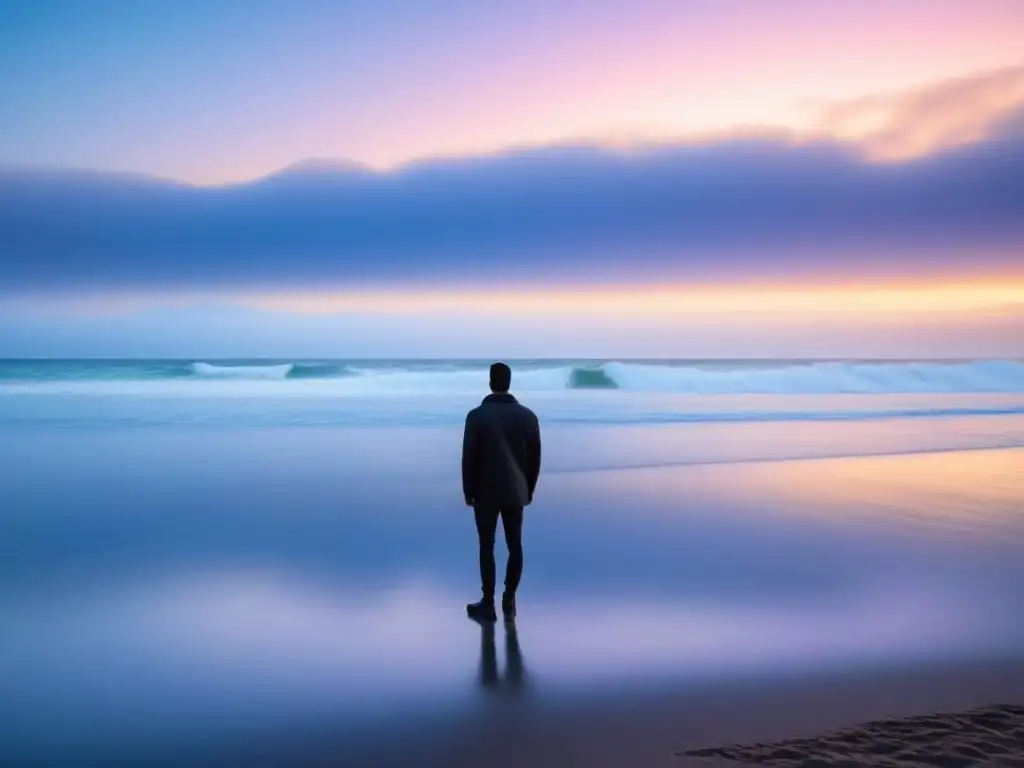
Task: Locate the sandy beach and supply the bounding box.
[684,703,1024,768]
[159,655,1024,766]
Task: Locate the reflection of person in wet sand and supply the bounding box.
[475,618,528,694]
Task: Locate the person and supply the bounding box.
[462,362,541,622]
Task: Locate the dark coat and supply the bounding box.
[462,393,541,508]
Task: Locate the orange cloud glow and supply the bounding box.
[807,63,1024,161]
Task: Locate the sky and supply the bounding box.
[1,0,1023,357]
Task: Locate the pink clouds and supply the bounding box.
[812,64,1024,160]
[6,1,1023,185]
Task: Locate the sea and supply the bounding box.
[3,357,1024,430]
[3,358,1024,764]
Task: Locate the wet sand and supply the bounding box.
[2,427,1023,766]
[195,655,1024,767]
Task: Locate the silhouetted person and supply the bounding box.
[463,362,541,622]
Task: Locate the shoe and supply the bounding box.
[501,592,516,620]
[467,599,497,623]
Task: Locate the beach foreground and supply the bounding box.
[213,656,1024,767]
[2,406,1023,765]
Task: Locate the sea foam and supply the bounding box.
[191,362,294,379]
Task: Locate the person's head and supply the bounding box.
[489,362,512,393]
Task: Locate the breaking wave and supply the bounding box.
[191,362,293,379]
[189,362,352,380]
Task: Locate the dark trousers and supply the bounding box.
[474,505,523,600]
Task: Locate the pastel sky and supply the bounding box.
[1,0,1023,357]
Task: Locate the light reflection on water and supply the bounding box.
[2,566,1017,750]
[570,443,1024,537]
[765,449,1024,533]
[1,422,1023,762]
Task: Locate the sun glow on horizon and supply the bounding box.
[242,282,1024,318]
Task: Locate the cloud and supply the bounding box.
[813,63,1024,160]
[1,101,1023,295]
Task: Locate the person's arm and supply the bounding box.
[527,414,541,502]
[462,412,477,506]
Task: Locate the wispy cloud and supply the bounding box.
[811,63,1024,160]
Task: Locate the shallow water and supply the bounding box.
[2,406,1024,764]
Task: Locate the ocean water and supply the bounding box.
[4,357,1024,393]
[2,358,1024,764]
[3,358,1024,430]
